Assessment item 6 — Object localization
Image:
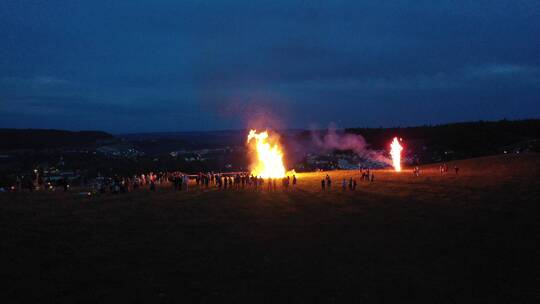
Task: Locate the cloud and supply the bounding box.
[0,94,191,117]
[277,74,457,92]
[465,64,536,77]
[1,1,539,131]
[1,76,70,87]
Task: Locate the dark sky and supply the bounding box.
[1,1,539,133]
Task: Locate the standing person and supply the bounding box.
[292,175,297,187]
[184,175,189,192]
[16,176,22,191]
[353,179,357,190]
[62,177,69,192]
[26,179,35,192]
[454,166,459,175]
[348,178,353,191]
[267,178,272,191]
[321,179,326,191]
[273,178,277,191]
[370,173,375,182]
[120,178,126,193]
[133,177,139,190]
[150,180,156,192]
[326,175,332,190]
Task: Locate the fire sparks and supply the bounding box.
[247,129,286,178]
[390,137,403,172]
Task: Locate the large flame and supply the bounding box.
[390,137,403,172]
[247,129,286,178]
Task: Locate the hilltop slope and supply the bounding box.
[1,153,539,302]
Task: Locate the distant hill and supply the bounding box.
[2,119,539,159]
[0,129,115,150]
[119,130,248,154]
[345,119,540,161]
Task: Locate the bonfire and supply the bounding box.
[247,129,287,178]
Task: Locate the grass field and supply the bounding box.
[1,153,540,303]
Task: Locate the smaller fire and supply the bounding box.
[390,137,403,172]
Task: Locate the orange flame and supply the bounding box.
[390,137,403,172]
[247,129,286,178]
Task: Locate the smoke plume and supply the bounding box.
[309,125,391,165]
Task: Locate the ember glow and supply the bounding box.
[247,129,286,178]
[390,137,403,172]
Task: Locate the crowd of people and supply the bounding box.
[437,163,459,174]
[320,169,374,192]
[321,169,375,191]
[78,171,303,194]
[27,170,379,194]
[172,172,298,192]
[93,172,168,194]
[2,164,464,194]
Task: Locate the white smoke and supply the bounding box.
[309,125,392,166]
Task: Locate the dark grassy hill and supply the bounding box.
[346,119,540,158]
[1,153,539,302]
